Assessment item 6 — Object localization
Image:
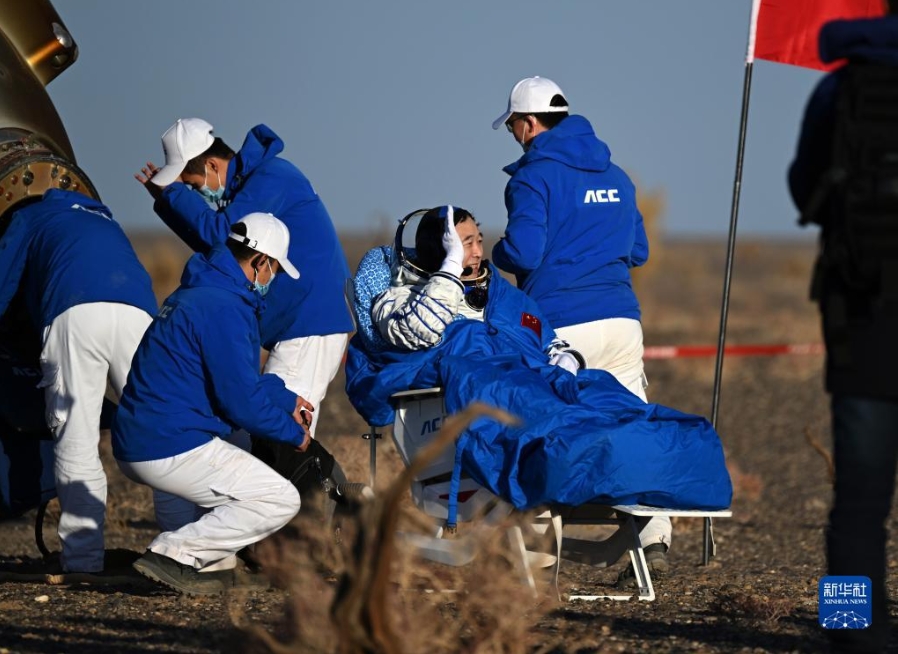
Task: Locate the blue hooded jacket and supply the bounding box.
[0,190,156,329]
[153,124,353,349]
[492,115,648,329]
[112,243,304,463]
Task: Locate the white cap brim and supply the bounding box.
[492,110,513,131]
[151,162,187,187]
[277,257,300,280]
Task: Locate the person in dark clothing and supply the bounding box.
[789,4,898,651]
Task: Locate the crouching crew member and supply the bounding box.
[112,212,311,595]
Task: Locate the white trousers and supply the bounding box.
[152,430,252,533]
[40,302,153,572]
[119,437,300,571]
[263,333,348,438]
[555,318,670,550]
[555,318,647,402]
[151,333,345,532]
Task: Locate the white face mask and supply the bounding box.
[253,259,275,296]
[518,121,531,152]
[198,167,225,205]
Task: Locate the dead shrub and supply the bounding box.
[238,403,559,654]
[804,426,834,485]
[710,585,795,624]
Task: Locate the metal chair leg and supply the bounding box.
[362,424,381,487]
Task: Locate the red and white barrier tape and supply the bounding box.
[643,343,824,360]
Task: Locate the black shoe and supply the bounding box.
[616,543,670,590]
[133,551,226,596]
[237,546,262,574]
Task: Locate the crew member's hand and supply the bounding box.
[134,161,166,201]
[439,206,465,278]
[295,424,311,452]
[549,351,580,375]
[294,396,314,420]
[292,399,314,452]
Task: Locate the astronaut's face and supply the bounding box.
[456,218,483,280]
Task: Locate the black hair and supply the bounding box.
[225,221,265,268]
[183,137,236,177]
[889,0,898,14]
[532,94,570,129]
[414,206,475,273]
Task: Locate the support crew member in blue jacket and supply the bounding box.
[491,76,666,587]
[135,118,353,440]
[113,213,312,596]
[0,190,157,573]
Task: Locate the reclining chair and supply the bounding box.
[349,245,732,601]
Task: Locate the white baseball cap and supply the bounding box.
[152,118,215,186]
[492,76,569,130]
[228,212,300,279]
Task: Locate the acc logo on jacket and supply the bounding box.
[583,189,620,204]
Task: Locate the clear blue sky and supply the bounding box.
[47,0,824,238]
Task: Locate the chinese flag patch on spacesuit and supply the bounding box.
[520,313,542,338]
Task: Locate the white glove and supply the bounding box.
[549,351,580,375]
[438,206,465,277]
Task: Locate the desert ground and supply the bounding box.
[0,233,883,653]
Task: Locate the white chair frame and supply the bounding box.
[366,387,732,601]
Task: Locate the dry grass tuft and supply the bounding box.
[239,402,560,654]
[804,426,835,485]
[710,584,796,624]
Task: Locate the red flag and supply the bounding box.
[520,313,542,338]
[748,0,886,71]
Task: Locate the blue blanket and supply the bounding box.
[345,249,732,512]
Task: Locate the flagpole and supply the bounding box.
[703,0,762,566]
[711,61,754,431]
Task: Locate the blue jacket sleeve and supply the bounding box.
[154,184,230,253]
[0,215,32,318]
[258,373,299,413]
[789,73,839,212]
[492,175,548,275]
[630,206,649,267]
[199,306,303,446]
[154,166,294,253]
